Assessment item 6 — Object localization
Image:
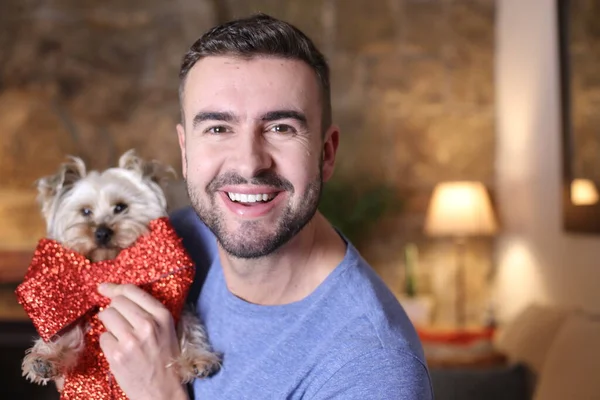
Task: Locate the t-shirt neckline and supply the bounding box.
[213,236,358,317]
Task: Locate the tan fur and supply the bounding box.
[22,149,221,387]
[174,307,222,383]
[22,325,85,385]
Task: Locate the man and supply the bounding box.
[96,13,433,400]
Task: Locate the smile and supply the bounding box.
[219,189,284,218]
[227,192,277,203]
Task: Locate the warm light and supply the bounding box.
[425,181,498,237]
[493,236,549,324]
[571,179,599,205]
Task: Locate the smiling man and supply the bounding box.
[182,56,325,263]
[96,13,433,400]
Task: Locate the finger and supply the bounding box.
[98,283,165,317]
[98,331,119,360]
[97,306,135,341]
[103,295,157,332]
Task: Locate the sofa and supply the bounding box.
[430,303,600,400]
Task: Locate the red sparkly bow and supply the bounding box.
[15,217,195,400]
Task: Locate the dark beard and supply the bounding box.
[186,168,323,259]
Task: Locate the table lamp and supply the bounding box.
[424,181,497,327]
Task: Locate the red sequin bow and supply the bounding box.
[15,217,195,400]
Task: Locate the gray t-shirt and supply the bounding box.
[171,207,433,399]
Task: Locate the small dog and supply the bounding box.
[21,149,220,388]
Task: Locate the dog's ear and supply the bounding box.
[36,156,87,213]
[118,149,177,189]
[142,160,178,189]
[118,149,144,174]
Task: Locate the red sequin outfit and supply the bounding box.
[15,217,195,400]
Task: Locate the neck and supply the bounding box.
[218,212,347,305]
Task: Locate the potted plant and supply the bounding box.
[318,176,404,249]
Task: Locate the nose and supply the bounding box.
[95,225,113,246]
[234,131,274,178]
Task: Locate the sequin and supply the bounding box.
[15,217,195,400]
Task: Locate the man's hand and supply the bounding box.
[97,283,189,400]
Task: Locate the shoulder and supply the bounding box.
[303,243,432,398]
[169,206,211,241]
[168,206,218,300]
[330,243,426,359]
[168,206,217,258]
[308,346,433,400]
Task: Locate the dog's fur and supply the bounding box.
[22,149,220,387]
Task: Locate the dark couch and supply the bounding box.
[430,363,535,400]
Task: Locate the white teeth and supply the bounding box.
[227,192,275,203]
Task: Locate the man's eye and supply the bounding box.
[206,126,229,134]
[270,124,296,134]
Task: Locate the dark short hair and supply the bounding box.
[179,13,332,133]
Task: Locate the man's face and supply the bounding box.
[177,56,338,258]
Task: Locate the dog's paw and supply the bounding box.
[32,358,57,379]
[173,350,221,383]
[192,357,221,379]
[22,355,59,385]
[176,310,221,382]
[21,330,83,386]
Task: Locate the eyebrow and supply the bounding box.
[192,110,309,130]
[192,112,237,129]
[261,110,308,129]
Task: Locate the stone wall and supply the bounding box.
[568,0,600,182]
[0,0,496,325]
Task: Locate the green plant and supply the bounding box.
[318,176,404,247]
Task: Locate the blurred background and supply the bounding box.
[1,0,599,399]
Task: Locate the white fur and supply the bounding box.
[47,169,166,246]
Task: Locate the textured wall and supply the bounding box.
[0,0,216,250]
[568,0,600,182]
[0,0,496,325]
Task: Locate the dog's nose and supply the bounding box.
[95,226,113,246]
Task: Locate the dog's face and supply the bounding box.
[37,150,176,262]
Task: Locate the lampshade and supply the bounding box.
[425,181,497,237]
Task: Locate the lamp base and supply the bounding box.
[454,238,468,328]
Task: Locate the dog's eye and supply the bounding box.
[114,203,128,214]
[81,208,93,217]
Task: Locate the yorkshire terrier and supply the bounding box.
[21,149,220,388]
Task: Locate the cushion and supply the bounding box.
[534,312,600,400]
[494,303,570,374]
